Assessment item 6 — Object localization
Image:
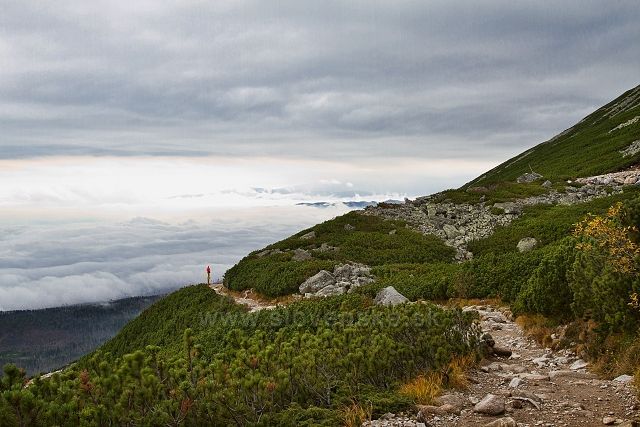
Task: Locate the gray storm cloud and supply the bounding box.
[1,0,639,160]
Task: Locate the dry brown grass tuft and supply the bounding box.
[342,400,373,427]
[515,314,556,347]
[444,354,476,389]
[400,354,477,407]
[399,372,443,405]
[590,334,640,378]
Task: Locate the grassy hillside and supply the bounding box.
[466,84,640,187]
[362,187,640,304]
[225,86,640,297]
[224,211,455,297]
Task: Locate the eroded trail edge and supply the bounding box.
[367,305,640,427]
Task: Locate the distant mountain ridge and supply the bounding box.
[0,294,162,375]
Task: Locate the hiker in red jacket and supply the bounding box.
[206,265,211,285]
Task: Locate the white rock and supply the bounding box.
[299,270,335,294]
[569,360,588,370]
[613,374,634,384]
[473,394,505,415]
[374,286,409,306]
[517,237,538,253]
[509,377,523,388]
[299,231,316,240]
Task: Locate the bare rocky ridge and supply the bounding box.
[364,177,632,261]
[576,168,640,186]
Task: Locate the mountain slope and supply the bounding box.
[3,85,640,426]
[466,84,640,187]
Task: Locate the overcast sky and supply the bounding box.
[2,1,640,309]
[2,0,639,163]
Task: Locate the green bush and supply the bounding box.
[514,239,576,319]
[225,211,455,297]
[1,290,480,426]
[468,188,640,256]
[570,252,640,333]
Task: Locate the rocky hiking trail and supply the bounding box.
[366,305,640,427]
[210,283,282,312]
[209,285,639,426]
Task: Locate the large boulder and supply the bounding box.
[443,224,461,239]
[613,374,634,384]
[299,231,316,240]
[299,270,335,294]
[493,202,522,215]
[292,248,312,261]
[315,284,345,297]
[516,172,543,183]
[374,286,409,306]
[516,237,537,253]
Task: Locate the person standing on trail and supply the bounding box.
[206,265,211,285]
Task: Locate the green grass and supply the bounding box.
[465,85,640,187]
[468,186,640,256]
[224,211,455,297]
[433,182,549,205]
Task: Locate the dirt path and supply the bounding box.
[209,283,280,312]
[367,305,640,427]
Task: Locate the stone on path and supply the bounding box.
[613,374,634,384]
[473,393,505,416]
[569,359,588,370]
[483,417,517,427]
[549,370,597,380]
[492,346,513,357]
[508,377,522,388]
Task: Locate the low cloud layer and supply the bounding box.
[1,1,639,162]
[0,208,349,311]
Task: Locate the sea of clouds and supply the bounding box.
[0,207,352,311]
